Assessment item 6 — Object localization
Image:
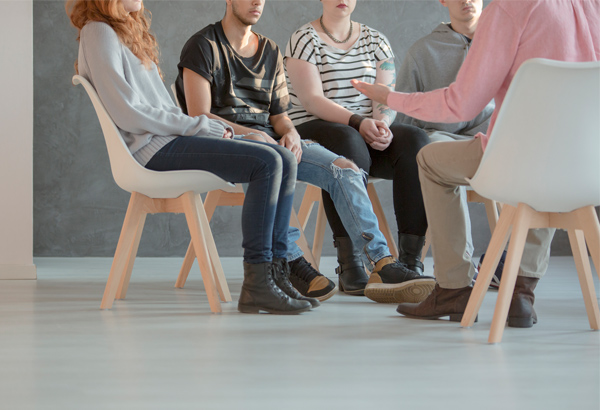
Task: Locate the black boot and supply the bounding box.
[238,262,312,314]
[398,233,426,275]
[333,237,369,296]
[272,258,320,308]
[508,276,539,328]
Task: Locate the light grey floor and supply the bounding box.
[1,256,598,410]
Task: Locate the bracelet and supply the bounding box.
[348,114,365,131]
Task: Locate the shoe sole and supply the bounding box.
[507,316,536,328]
[364,279,435,304]
[398,311,478,323]
[310,285,338,302]
[238,304,312,315]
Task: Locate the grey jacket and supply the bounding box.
[394,23,494,141]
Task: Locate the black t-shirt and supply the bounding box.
[176,21,291,136]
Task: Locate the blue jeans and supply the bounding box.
[288,142,390,270]
[145,136,297,264]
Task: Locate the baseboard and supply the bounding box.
[0,264,37,279]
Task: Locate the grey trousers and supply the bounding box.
[417,138,555,289]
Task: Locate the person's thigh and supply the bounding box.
[295,119,371,171]
[145,136,286,184]
[416,138,483,186]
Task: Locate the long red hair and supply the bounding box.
[66,0,161,75]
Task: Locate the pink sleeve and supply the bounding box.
[387,3,520,124]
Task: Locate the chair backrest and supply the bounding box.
[469,59,600,212]
[73,75,235,198]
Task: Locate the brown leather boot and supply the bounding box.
[396,284,476,322]
[508,276,539,328]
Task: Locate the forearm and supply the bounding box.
[372,58,397,125]
[270,115,296,137]
[303,95,355,126]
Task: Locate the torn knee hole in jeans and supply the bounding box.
[331,159,366,180]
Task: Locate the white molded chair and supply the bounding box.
[459,59,600,343]
[74,75,235,313]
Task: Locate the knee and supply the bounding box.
[391,125,430,156]
[333,157,360,173]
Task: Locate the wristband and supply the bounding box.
[348,114,365,131]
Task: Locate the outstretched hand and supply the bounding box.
[351,79,390,106]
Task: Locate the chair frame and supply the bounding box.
[74,75,231,313]
[461,203,600,343]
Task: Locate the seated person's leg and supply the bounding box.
[146,136,311,314]
[295,120,372,294]
[297,142,435,303]
[396,138,482,321]
[369,124,430,275]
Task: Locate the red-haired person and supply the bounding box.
[66,0,314,314]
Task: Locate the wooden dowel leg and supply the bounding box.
[101,193,146,310]
[488,204,533,344]
[181,192,221,313]
[568,228,600,330]
[116,213,147,299]
[462,205,515,328]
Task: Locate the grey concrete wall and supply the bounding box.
[34,0,572,258]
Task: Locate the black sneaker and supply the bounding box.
[365,256,435,304]
[289,256,337,301]
[477,250,507,289]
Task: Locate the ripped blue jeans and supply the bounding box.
[288,141,390,270]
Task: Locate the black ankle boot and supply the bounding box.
[398,233,426,275]
[272,258,320,308]
[238,262,312,314]
[508,276,539,328]
[333,237,368,296]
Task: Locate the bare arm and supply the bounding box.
[373,58,397,125]
[270,112,302,163]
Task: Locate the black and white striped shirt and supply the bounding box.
[284,23,394,125]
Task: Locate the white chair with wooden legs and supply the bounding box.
[296,177,399,269]
[74,75,234,313]
[458,59,600,343]
[420,189,502,261]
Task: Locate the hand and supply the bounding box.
[242,131,278,145]
[358,118,392,150]
[223,128,234,139]
[279,130,303,163]
[351,79,391,106]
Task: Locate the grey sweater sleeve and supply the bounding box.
[79,22,230,139]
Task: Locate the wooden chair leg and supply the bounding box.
[176,190,223,289]
[567,228,600,330]
[421,229,431,262]
[101,192,147,309]
[488,204,534,343]
[195,193,231,302]
[367,183,399,259]
[116,213,147,299]
[290,208,319,268]
[311,200,327,267]
[181,192,221,313]
[576,206,600,279]
[462,205,516,328]
[483,199,500,233]
[176,243,195,289]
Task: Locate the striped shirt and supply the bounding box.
[284,23,394,125]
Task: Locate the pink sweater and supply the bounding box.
[387,0,600,150]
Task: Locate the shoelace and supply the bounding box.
[291,258,319,283]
